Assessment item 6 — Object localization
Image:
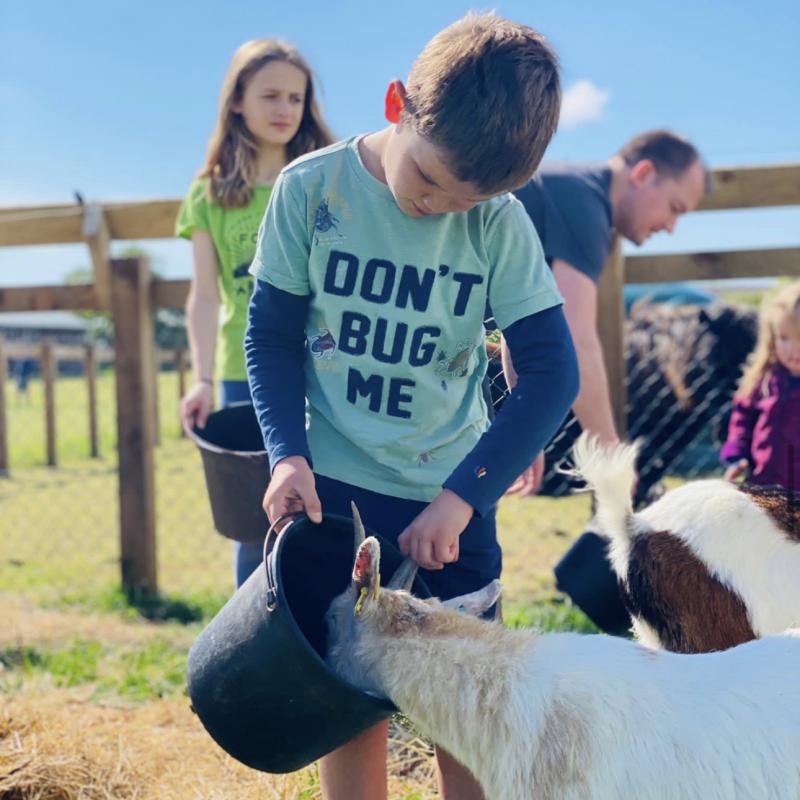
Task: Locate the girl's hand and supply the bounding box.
[181,381,214,431]
[397,489,474,570]
[264,455,322,532]
[724,459,750,482]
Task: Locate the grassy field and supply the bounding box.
[1,371,598,798]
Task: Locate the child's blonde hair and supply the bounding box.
[737,281,800,398]
[201,39,335,208]
[404,12,560,194]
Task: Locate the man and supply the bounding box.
[503,129,711,493]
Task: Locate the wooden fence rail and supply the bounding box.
[0,161,798,592]
[0,338,189,472]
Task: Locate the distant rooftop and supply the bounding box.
[0,311,90,332]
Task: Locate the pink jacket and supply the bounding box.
[721,365,800,489]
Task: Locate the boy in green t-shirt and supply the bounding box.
[246,12,578,799]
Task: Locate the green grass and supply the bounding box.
[504,597,599,633]
[0,636,189,701]
[48,582,229,624]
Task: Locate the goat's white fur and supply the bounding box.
[572,432,800,641]
[326,538,800,800]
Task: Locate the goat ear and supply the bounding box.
[352,537,381,615]
[441,579,502,617]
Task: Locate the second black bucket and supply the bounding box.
[554,530,631,636]
[189,402,270,542]
[187,512,430,774]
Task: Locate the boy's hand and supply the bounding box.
[397,489,474,570]
[724,459,750,482]
[264,455,322,531]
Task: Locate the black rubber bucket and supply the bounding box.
[187,512,430,773]
[554,530,631,636]
[189,402,270,542]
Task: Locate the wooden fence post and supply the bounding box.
[111,256,158,594]
[152,354,161,448]
[0,336,8,476]
[41,339,57,467]
[176,348,186,438]
[85,342,99,458]
[596,238,628,439]
[82,204,112,311]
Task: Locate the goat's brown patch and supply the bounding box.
[624,532,755,654]
[738,484,800,542]
[530,699,591,800]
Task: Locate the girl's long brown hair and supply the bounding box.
[201,39,335,208]
[737,281,800,398]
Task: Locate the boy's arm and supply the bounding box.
[244,169,323,524]
[245,279,311,469]
[443,305,579,516]
[246,168,313,470]
[246,280,322,525]
[501,261,618,442]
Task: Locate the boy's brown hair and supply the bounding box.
[404,12,561,194]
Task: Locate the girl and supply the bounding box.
[722,281,800,489]
[177,39,334,585]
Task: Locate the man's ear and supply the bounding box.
[384,80,407,124]
[630,158,657,187]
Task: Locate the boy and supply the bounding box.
[246,12,578,799]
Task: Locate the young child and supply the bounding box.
[245,13,578,800]
[722,281,800,489]
[176,39,334,586]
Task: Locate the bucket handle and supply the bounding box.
[263,512,305,612]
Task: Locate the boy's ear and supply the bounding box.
[384,80,407,124]
[352,537,381,615]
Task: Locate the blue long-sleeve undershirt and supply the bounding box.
[245,279,578,516]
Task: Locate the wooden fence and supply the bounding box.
[0,340,187,468]
[0,163,799,592]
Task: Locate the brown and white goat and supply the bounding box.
[572,432,800,653]
[325,509,800,800]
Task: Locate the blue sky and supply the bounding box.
[1,0,798,287]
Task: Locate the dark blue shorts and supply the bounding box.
[315,474,501,603]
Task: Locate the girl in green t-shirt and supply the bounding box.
[176,39,334,585]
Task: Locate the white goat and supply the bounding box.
[571,432,800,652]
[325,511,800,800]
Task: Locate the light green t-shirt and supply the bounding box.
[176,178,272,381]
[251,136,562,501]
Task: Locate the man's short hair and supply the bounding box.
[404,12,561,194]
[619,129,711,192]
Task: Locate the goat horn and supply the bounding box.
[351,501,366,554]
[387,556,418,591]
